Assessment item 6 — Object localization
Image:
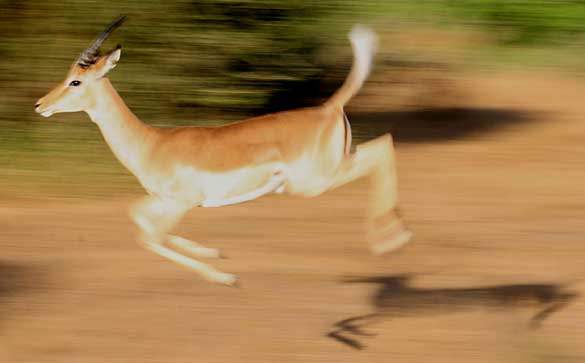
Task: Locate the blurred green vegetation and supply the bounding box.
[2,0,585,199]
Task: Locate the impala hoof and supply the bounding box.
[214,273,238,287]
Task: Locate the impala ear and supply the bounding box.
[95,45,122,78]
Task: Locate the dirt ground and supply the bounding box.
[1,72,585,362]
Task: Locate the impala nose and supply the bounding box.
[35,103,41,110]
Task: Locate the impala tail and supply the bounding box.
[326,25,378,108]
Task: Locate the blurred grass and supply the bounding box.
[2,0,585,200]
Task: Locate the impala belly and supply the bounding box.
[143,161,285,207]
[199,163,284,202]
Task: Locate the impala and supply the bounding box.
[35,16,412,285]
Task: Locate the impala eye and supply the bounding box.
[69,80,82,87]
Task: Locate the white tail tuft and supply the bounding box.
[349,25,378,76]
[326,25,378,108]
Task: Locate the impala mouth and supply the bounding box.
[40,110,54,118]
[35,105,55,118]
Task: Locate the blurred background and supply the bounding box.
[4,0,585,199]
[1,1,585,362]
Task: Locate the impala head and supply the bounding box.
[35,16,126,118]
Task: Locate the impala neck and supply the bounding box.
[85,78,159,177]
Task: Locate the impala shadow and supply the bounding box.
[327,274,578,350]
[0,261,43,295]
[348,107,538,143]
[0,261,48,322]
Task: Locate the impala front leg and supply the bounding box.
[330,134,412,255]
[130,196,236,285]
[167,235,223,259]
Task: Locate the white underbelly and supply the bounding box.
[199,163,285,204]
[138,162,286,205]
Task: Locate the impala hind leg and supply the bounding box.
[329,134,412,254]
[130,196,236,285]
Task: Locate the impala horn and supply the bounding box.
[77,15,127,68]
